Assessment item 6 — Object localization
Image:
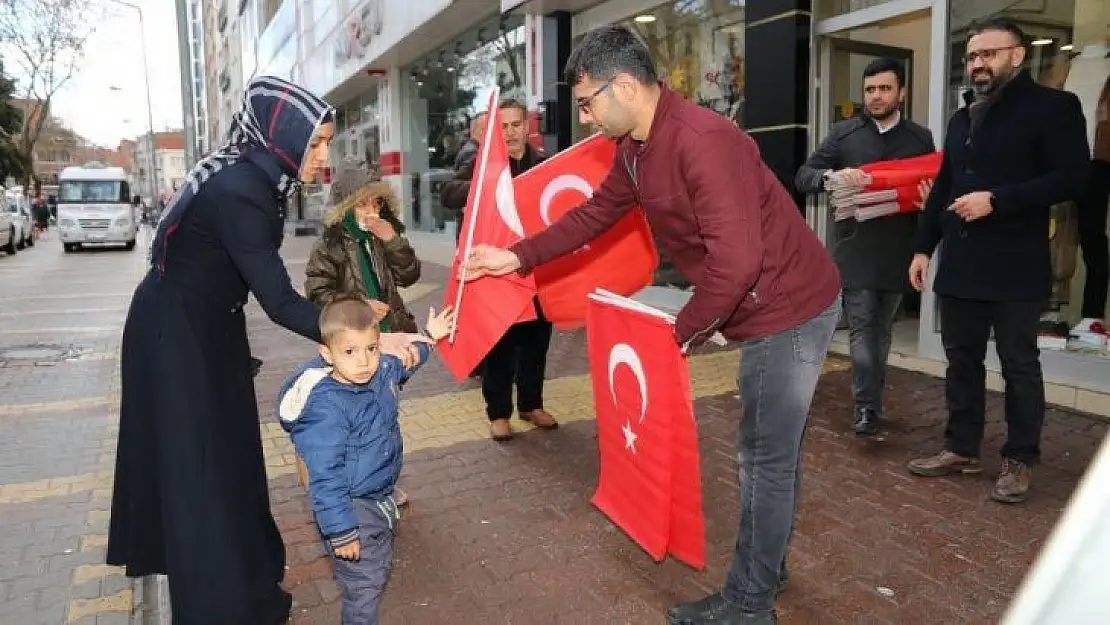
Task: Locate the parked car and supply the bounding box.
[5,194,33,249]
[0,190,21,255]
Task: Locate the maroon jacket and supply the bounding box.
[511,87,840,345]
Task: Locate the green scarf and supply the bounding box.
[342,211,391,332]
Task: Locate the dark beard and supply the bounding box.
[870,107,899,122]
[971,68,1014,98]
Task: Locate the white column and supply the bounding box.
[379,66,409,226]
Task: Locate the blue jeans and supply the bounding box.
[843,288,903,413]
[322,497,400,625]
[723,298,840,612]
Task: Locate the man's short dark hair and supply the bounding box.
[967,17,1025,45]
[563,25,657,87]
[862,58,907,88]
[499,98,528,117]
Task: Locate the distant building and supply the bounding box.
[176,0,208,166]
[11,99,88,191]
[132,130,187,204]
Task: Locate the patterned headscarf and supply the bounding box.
[151,75,334,273]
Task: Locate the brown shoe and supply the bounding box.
[490,418,513,441]
[992,458,1032,504]
[520,409,558,429]
[907,450,982,477]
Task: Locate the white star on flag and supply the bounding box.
[622,419,638,454]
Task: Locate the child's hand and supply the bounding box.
[425,306,456,341]
[334,541,360,561]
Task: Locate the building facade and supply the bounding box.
[177,0,209,165]
[132,131,188,205]
[198,0,1108,400]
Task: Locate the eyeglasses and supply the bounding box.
[575,77,615,114]
[963,46,1018,65]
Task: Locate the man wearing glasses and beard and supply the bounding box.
[907,18,1089,504]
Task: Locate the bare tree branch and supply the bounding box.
[0,0,102,188]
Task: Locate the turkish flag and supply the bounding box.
[438,90,537,381]
[514,134,657,330]
[586,291,705,569]
[828,151,942,222]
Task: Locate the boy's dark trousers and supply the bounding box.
[482,310,553,420]
[323,497,400,625]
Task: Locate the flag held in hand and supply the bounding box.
[437,89,538,381]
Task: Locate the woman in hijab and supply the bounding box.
[106,76,426,625]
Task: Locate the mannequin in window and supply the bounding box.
[1065,51,1110,341]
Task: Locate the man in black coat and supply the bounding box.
[907,18,1090,503]
[797,57,935,436]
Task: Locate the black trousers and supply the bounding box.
[939,297,1045,464]
[482,311,553,421]
[1078,159,1110,320]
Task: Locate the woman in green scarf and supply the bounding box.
[305,165,421,335]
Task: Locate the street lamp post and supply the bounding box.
[107,0,159,207]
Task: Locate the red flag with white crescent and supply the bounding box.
[514,134,657,329]
[438,91,537,381]
[585,293,705,569]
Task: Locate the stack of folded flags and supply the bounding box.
[827,152,943,222]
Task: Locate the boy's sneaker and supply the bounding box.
[394,488,409,507]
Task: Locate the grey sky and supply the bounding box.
[49,0,185,148]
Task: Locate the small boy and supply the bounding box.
[277,297,454,625]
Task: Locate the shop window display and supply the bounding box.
[572,0,745,143]
[572,0,745,287]
[401,15,525,232]
[945,0,1110,358]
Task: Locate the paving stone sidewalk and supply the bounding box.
[254,237,1108,625]
[1,231,1104,624]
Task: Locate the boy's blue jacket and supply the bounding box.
[276,343,430,544]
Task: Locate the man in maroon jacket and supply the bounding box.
[464,26,841,625]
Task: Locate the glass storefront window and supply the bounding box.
[401,14,526,232]
[332,89,381,171]
[945,0,1110,360]
[815,0,903,21]
[572,0,746,143]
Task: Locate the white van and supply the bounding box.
[57,162,139,252]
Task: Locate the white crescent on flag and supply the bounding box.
[539,174,594,225]
[537,174,593,252]
[608,343,649,454]
[495,166,524,238]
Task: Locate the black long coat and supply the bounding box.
[914,70,1091,301]
[107,160,321,624]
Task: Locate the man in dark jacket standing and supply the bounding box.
[442,111,489,242]
[465,26,840,625]
[907,18,1089,504]
[444,99,558,441]
[796,58,935,436]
